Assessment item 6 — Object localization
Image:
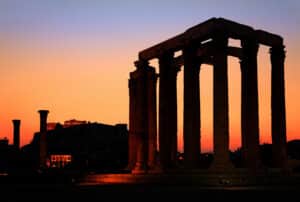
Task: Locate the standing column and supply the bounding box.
[240,40,261,171]
[270,45,288,169]
[128,77,137,169]
[38,110,49,169]
[12,119,21,150]
[211,35,232,170]
[131,61,148,174]
[131,60,157,174]
[159,52,179,169]
[183,46,201,169]
[147,66,158,170]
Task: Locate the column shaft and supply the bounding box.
[128,78,137,169]
[147,70,158,169]
[132,67,148,173]
[212,36,231,170]
[183,46,201,168]
[159,52,178,169]
[131,61,157,173]
[270,46,287,169]
[241,40,260,171]
[12,120,21,149]
[38,110,49,169]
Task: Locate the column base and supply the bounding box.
[147,158,165,174]
[147,165,163,174]
[131,162,147,174]
[210,160,234,173]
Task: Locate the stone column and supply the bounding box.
[12,119,21,149]
[147,66,158,170]
[211,35,232,170]
[240,40,260,171]
[159,52,179,169]
[128,77,137,169]
[38,110,49,169]
[270,45,288,169]
[183,46,201,168]
[131,60,157,174]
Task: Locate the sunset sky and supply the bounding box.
[0,0,299,152]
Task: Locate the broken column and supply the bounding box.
[12,119,21,150]
[38,109,49,169]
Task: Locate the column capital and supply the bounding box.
[183,45,201,72]
[158,51,174,60]
[240,40,259,71]
[132,60,156,79]
[241,39,259,54]
[159,51,181,76]
[171,61,182,73]
[134,60,149,69]
[38,110,49,116]
[270,45,286,60]
[12,119,21,125]
[212,34,228,49]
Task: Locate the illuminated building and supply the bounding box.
[49,154,72,168]
[63,119,87,128]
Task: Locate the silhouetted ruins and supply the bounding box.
[25,112,128,172]
[128,18,287,174]
[38,110,49,169]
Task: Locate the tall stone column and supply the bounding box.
[159,52,179,169]
[131,60,157,174]
[183,46,201,169]
[12,119,21,149]
[38,110,49,169]
[270,45,288,169]
[147,66,158,170]
[128,77,137,169]
[211,35,232,170]
[240,40,260,171]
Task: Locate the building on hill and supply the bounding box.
[0,137,22,174]
[63,119,87,128]
[26,122,128,172]
[47,119,88,131]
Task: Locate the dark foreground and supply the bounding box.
[1,172,300,201]
[1,182,300,201]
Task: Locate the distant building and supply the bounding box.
[27,121,128,172]
[49,154,72,168]
[47,119,87,131]
[0,137,21,174]
[0,138,9,147]
[63,119,87,128]
[47,122,59,131]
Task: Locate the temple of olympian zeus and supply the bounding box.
[128,18,287,174]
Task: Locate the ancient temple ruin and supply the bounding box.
[128,18,287,173]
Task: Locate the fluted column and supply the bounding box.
[38,110,49,169]
[159,52,179,169]
[12,119,21,150]
[131,60,157,174]
[270,45,287,169]
[147,66,158,170]
[211,35,232,170]
[128,77,137,169]
[240,39,260,171]
[183,45,201,168]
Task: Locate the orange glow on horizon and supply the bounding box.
[0,27,299,154]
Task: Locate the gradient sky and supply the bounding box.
[0,0,299,152]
